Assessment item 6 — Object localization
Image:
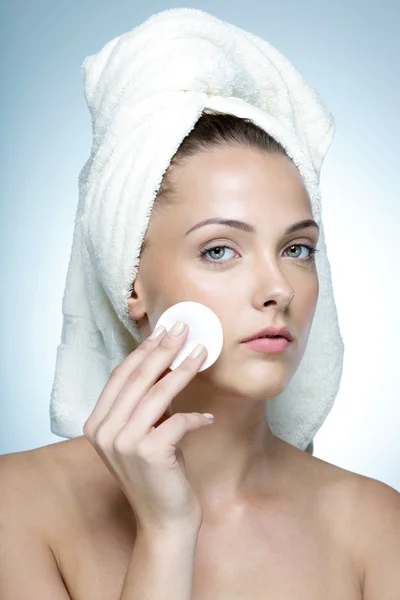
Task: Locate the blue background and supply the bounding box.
[1,0,399,490]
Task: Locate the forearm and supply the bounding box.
[119,528,199,600]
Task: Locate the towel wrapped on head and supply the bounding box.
[49,7,344,451]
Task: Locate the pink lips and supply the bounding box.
[241,336,292,353]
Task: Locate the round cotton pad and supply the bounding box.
[154,301,224,372]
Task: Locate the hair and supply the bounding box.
[138,110,290,257]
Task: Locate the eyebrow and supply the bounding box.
[184,217,320,237]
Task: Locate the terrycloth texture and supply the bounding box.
[49,7,345,451]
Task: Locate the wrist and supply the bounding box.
[136,522,200,549]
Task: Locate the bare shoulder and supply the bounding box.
[302,449,399,531]
[0,440,77,539]
[0,442,84,599]
[309,453,399,527]
[4,434,119,498]
[0,443,60,524]
[335,469,400,599]
[299,449,400,598]
[0,437,111,538]
[0,438,137,599]
[0,436,133,547]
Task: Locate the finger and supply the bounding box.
[84,326,170,432]
[116,411,213,457]
[150,411,214,447]
[116,345,208,441]
[91,325,191,436]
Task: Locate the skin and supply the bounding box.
[127,144,320,521]
[3,142,399,600]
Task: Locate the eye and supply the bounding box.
[199,243,318,268]
[285,244,318,263]
[199,245,238,267]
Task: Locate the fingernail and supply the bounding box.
[149,325,166,340]
[202,413,214,421]
[189,343,205,359]
[169,321,186,337]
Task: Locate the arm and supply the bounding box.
[119,526,199,600]
[356,477,400,599]
[0,454,71,599]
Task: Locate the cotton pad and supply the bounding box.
[154,301,224,372]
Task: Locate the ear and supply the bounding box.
[127,276,147,323]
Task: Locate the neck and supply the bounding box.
[170,381,287,520]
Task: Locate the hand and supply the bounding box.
[83,322,212,534]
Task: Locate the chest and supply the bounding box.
[191,515,361,599]
[56,504,362,600]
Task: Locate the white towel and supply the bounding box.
[49,7,344,451]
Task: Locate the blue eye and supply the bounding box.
[200,245,236,264]
[199,244,319,268]
[285,244,318,263]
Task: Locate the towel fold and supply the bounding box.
[49,7,344,451]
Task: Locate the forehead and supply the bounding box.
[169,144,310,206]
[144,145,313,248]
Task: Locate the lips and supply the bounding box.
[241,326,293,343]
[241,336,292,353]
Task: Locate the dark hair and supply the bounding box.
[139,110,290,256]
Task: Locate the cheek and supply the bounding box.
[295,280,319,348]
[196,348,295,399]
[306,277,319,316]
[304,284,319,315]
[158,271,229,316]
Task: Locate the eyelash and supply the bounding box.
[199,243,319,268]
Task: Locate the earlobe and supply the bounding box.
[127,279,147,320]
[127,294,145,320]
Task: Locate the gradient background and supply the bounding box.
[1,0,399,491]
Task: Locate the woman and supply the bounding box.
[1,8,399,600]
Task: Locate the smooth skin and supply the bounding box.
[127,146,320,516]
[0,145,399,599]
[83,321,212,534]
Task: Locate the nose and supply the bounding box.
[254,261,294,310]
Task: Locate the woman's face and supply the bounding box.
[128,144,320,399]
